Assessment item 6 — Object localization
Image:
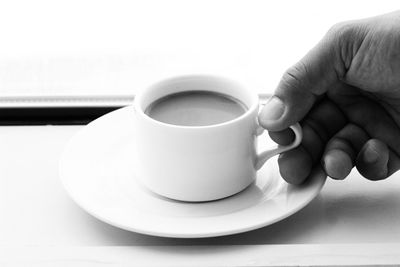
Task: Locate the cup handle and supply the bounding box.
[255,123,303,170]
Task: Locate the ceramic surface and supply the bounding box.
[133,75,301,201]
[59,107,326,238]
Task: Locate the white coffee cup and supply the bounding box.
[133,75,302,202]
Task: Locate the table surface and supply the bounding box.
[1,125,400,266]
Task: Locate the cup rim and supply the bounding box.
[133,74,259,129]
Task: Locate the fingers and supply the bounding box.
[271,96,400,183]
[322,125,398,181]
[322,124,369,179]
[274,99,347,184]
[328,84,400,180]
[259,26,348,131]
[323,150,353,180]
[329,89,400,158]
[356,139,389,180]
[278,146,313,185]
[268,128,294,146]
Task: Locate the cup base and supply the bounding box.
[142,180,256,203]
[136,173,256,203]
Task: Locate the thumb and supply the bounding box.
[259,24,353,131]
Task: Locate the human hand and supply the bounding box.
[259,11,400,184]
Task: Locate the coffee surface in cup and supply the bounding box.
[145,91,247,126]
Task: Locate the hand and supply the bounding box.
[259,11,400,184]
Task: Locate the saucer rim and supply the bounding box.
[59,106,327,238]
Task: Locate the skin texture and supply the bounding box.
[259,11,400,184]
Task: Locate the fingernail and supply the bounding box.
[261,96,285,122]
[363,145,379,164]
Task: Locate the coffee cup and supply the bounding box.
[133,75,302,202]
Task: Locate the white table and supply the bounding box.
[1,125,400,266]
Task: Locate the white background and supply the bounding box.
[1,3,400,264]
[0,0,398,96]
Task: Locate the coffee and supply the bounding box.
[145,91,247,126]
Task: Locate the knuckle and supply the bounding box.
[326,21,366,73]
[281,61,309,91]
[327,21,358,40]
[326,21,366,51]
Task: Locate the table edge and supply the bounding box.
[1,243,400,266]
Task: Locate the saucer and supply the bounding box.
[59,106,326,238]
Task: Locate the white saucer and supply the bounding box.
[59,106,326,238]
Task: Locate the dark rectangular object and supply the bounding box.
[0,107,124,125]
